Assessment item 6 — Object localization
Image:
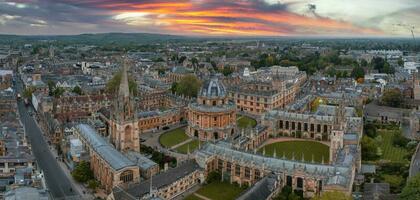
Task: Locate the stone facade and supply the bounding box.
[108,62,140,152]
[187,78,236,141]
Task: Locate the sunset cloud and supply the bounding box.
[0,0,418,36]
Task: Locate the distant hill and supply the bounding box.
[0,32,189,45]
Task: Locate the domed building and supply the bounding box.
[187,78,236,141]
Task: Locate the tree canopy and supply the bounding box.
[351,66,365,80]
[372,57,394,74]
[174,74,201,98]
[381,89,404,108]
[71,161,94,183]
[400,173,420,200]
[105,71,138,96]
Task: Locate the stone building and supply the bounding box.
[74,124,140,193]
[187,78,236,141]
[195,140,359,198]
[261,104,362,142]
[108,62,140,152]
[225,66,306,115]
[111,160,203,200]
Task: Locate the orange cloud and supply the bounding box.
[106,0,382,36]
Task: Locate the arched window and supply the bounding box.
[125,125,132,140]
[120,170,134,183]
[213,132,219,140]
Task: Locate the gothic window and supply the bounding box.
[245,167,250,178]
[235,165,241,176]
[317,124,321,133]
[286,176,292,187]
[323,125,328,133]
[120,170,133,183]
[285,121,289,129]
[297,177,303,189]
[304,123,308,131]
[125,125,132,140]
[213,132,219,140]
[310,124,314,132]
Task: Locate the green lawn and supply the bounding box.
[183,194,202,200]
[191,181,246,200]
[378,130,408,162]
[259,140,329,163]
[159,128,189,148]
[175,140,200,154]
[237,115,257,128]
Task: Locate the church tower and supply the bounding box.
[109,60,140,152]
[329,103,345,163]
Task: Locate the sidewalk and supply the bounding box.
[32,114,94,200]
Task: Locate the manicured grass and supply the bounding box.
[159,128,189,148]
[237,115,257,128]
[259,140,329,163]
[183,194,202,200]
[175,140,200,154]
[194,181,246,200]
[378,130,408,162]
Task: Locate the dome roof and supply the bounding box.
[199,78,226,98]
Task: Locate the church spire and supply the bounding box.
[119,59,130,99]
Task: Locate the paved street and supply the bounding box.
[16,78,80,199]
[18,100,80,199]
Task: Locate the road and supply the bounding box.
[409,143,420,178]
[16,79,80,199]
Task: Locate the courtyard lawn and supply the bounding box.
[259,140,329,163]
[378,130,408,162]
[193,181,246,200]
[159,128,189,148]
[183,194,202,200]
[175,140,200,154]
[237,115,257,128]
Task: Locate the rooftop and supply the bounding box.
[75,124,136,171]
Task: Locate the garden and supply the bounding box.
[361,122,417,193]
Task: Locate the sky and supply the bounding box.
[0,0,419,37]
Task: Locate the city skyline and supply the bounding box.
[0,0,419,37]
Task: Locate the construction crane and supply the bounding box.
[394,23,416,41]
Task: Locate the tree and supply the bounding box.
[72,86,83,95]
[364,123,378,138]
[52,87,65,98]
[360,59,368,67]
[72,161,94,183]
[178,56,187,64]
[175,75,201,98]
[222,67,234,76]
[398,57,404,66]
[393,132,410,148]
[372,57,394,74]
[381,89,403,107]
[312,191,352,200]
[361,135,379,161]
[351,66,365,80]
[105,71,138,96]
[87,179,100,190]
[400,173,420,200]
[22,87,35,99]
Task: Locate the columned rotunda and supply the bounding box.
[187,78,236,141]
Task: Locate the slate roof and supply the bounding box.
[75,124,136,171]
